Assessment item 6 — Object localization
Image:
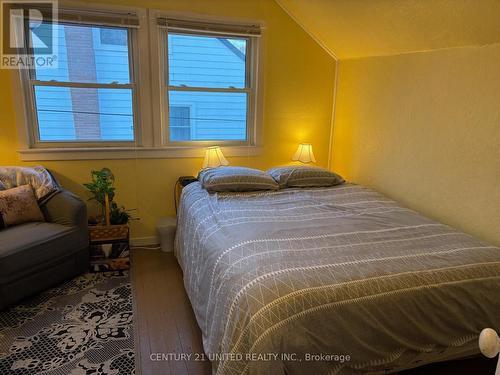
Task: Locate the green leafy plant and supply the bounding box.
[84,168,136,225]
[109,202,136,225]
[83,168,115,207]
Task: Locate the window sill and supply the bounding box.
[18,145,262,161]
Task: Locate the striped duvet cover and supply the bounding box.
[175,182,500,374]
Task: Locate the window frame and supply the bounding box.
[158,24,260,147]
[20,21,141,148]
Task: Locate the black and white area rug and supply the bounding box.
[0,271,134,374]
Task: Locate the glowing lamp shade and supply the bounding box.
[292,143,316,163]
[202,146,229,169]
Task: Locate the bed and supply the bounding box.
[175,182,500,374]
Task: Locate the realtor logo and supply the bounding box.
[1,0,58,69]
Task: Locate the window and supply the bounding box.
[161,18,261,145]
[169,106,191,141]
[99,28,128,46]
[15,8,263,160]
[24,14,139,145]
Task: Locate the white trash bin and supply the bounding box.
[156,216,177,252]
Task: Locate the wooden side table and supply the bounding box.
[174,176,198,212]
[89,224,130,272]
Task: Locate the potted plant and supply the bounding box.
[84,168,136,226]
[83,168,136,271]
[84,168,115,225]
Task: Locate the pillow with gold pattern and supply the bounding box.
[0,185,45,229]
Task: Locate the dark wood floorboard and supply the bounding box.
[131,249,496,375]
[131,249,211,375]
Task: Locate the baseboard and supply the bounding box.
[130,236,160,247]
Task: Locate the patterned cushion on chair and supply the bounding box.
[0,185,45,229]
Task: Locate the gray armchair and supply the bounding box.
[0,190,89,310]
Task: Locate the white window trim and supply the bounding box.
[14,3,264,161]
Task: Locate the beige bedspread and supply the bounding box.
[175,182,500,374]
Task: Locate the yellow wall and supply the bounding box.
[0,0,336,241]
[332,44,500,246]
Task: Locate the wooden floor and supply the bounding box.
[131,249,211,375]
[131,249,496,375]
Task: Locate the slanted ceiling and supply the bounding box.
[276,0,500,59]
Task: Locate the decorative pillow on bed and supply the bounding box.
[198,166,279,193]
[267,166,345,188]
[0,185,45,229]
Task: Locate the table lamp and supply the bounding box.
[202,146,229,169]
[292,143,316,163]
